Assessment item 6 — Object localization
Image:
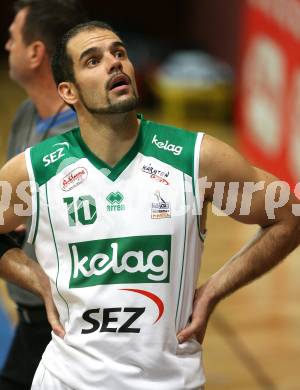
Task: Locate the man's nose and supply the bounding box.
[107,56,123,73]
[5,39,11,51]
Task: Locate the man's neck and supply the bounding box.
[78,111,140,167]
[24,75,67,119]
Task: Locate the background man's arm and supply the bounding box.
[178,135,300,343]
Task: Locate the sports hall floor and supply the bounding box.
[0,63,300,389]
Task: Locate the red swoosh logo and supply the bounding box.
[119,288,164,324]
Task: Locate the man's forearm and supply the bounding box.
[0,248,49,299]
[0,247,66,338]
[203,218,300,307]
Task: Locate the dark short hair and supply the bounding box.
[51,21,115,86]
[14,0,89,57]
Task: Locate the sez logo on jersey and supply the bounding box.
[81,289,164,334]
[43,142,69,167]
[69,235,171,288]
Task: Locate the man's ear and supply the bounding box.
[58,82,78,106]
[27,41,46,69]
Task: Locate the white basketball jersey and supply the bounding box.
[25,114,205,390]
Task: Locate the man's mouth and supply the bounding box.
[108,74,131,92]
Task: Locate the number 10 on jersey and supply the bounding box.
[63,195,97,226]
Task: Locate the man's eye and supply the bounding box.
[87,58,99,67]
[115,50,125,59]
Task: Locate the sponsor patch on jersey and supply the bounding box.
[69,235,171,288]
[152,134,183,156]
[106,191,125,212]
[141,162,170,185]
[151,191,171,219]
[80,289,164,334]
[61,167,88,191]
[42,142,70,167]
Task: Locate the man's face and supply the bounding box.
[67,28,139,114]
[5,7,31,83]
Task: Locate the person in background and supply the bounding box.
[0,1,88,389]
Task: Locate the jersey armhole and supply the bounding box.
[24,148,39,244]
[193,132,206,241]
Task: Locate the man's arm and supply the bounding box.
[0,153,64,337]
[0,153,30,233]
[177,135,300,343]
[0,248,65,338]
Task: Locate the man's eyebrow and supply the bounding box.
[79,41,126,62]
[110,41,126,50]
[79,47,101,62]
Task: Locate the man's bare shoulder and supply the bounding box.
[0,152,29,184]
[200,134,258,183]
[0,153,31,233]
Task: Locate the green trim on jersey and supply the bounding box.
[29,114,198,185]
[46,183,70,321]
[192,168,201,240]
[74,115,197,180]
[32,190,40,245]
[191,150,198,224]
[74,125,144,182]
[175,173,188,326]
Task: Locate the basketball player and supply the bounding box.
[0,21,299,389]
